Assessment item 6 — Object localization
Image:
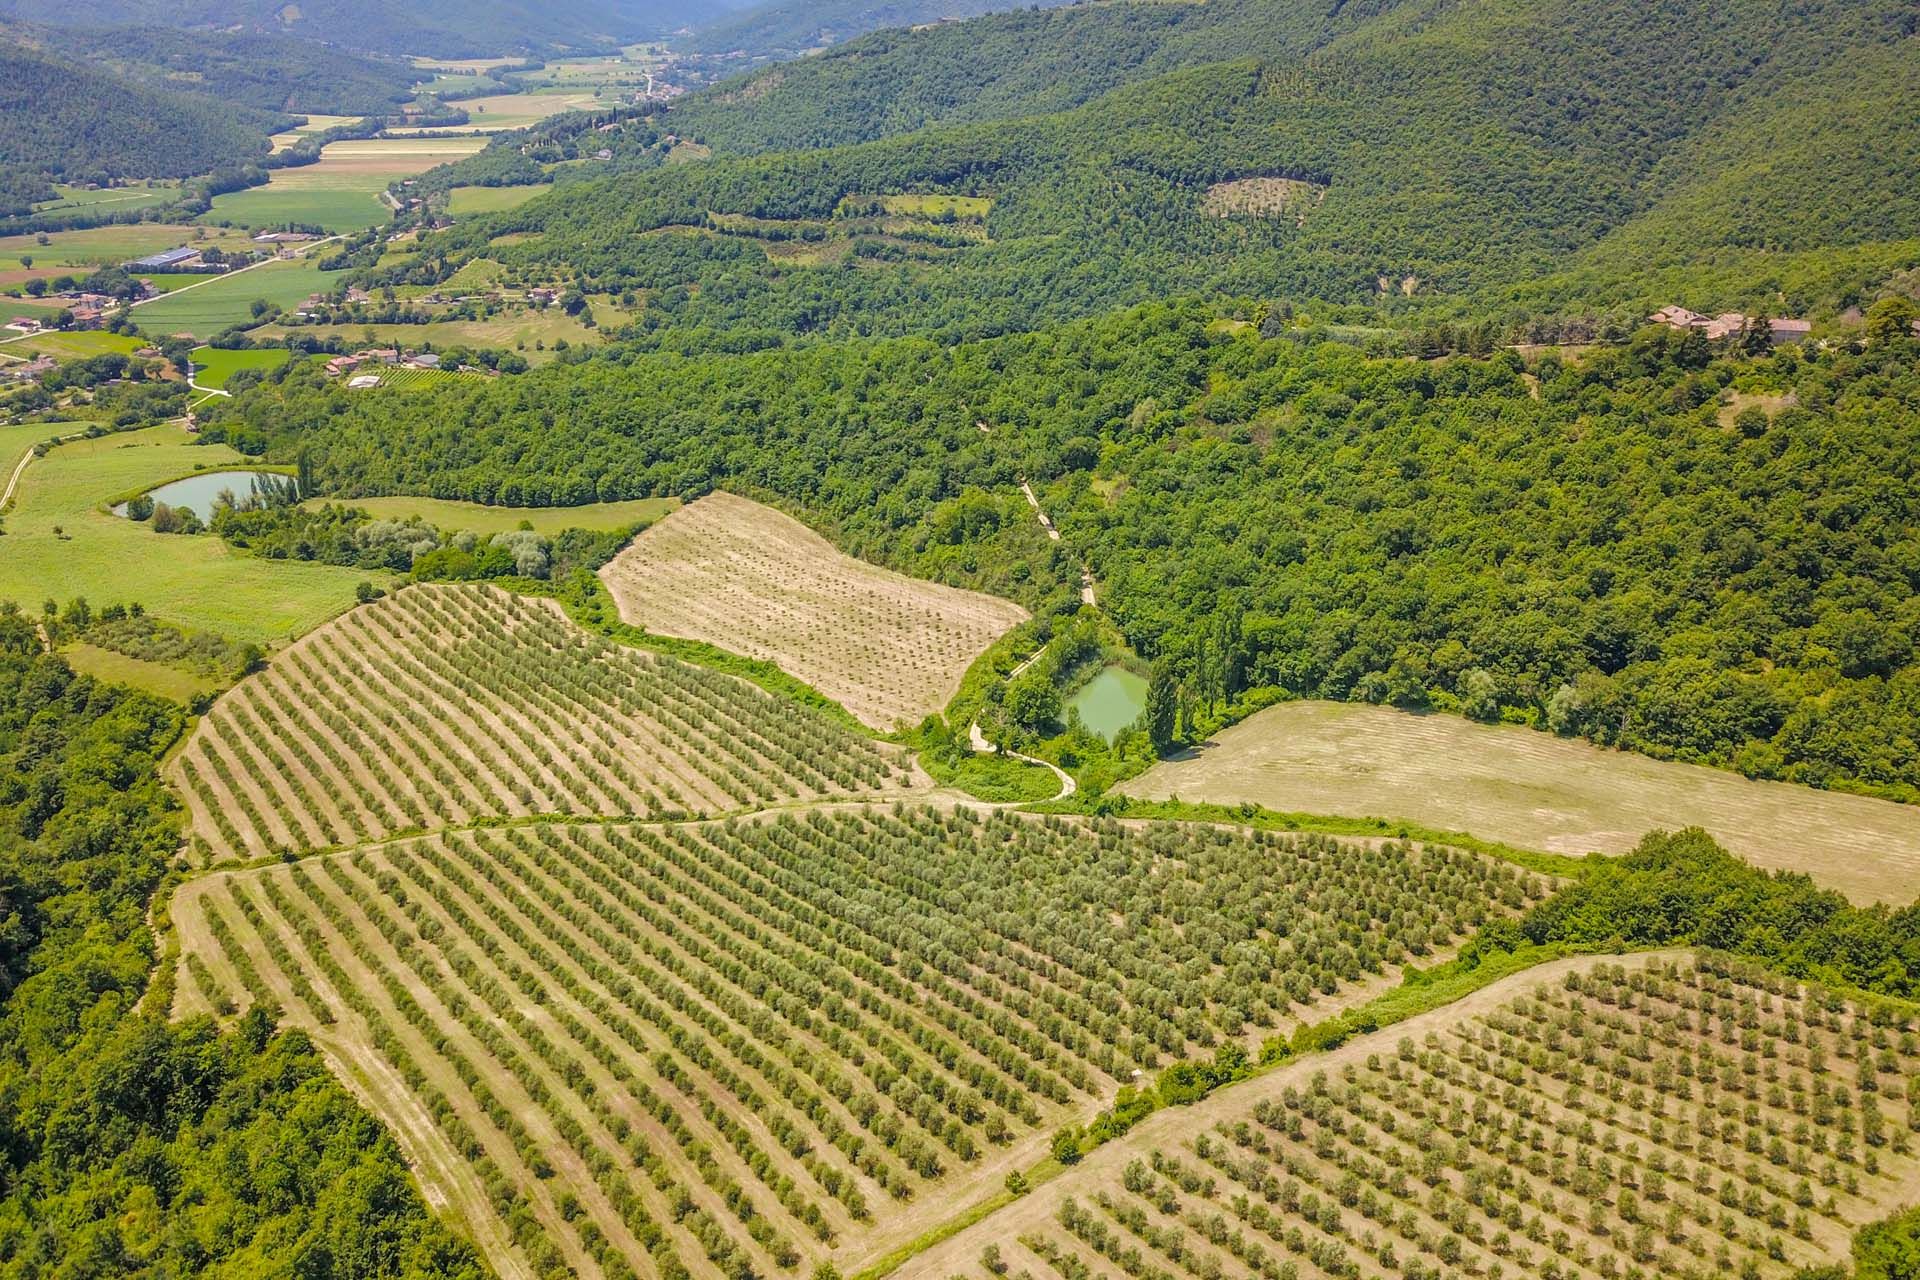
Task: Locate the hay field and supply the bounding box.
[906,950,1920,1280]
[205,137,487,232]
[599,492,1029,730]
[1122,701,1920,904]
[311,493,676,536]
[172,809,1541,1277]
[166,584,912,861]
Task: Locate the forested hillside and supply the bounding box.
[676,0,1076,61]
[392,0,1920,346]
[0,39,280,212]
[0,611,479,1276]
[205,302,1920,802]
[8,23,420,115]
[0,0,737,56]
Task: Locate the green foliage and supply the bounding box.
[0,606,477,1277]
[1855,1207,1920,1280]
[1521,827,1920,998]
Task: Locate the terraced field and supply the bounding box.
[172,809,1545,1278]
[166,584,910,861]
[599,492,1030,730]
[912,951,1920,1280]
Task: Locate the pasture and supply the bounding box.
[447,184,548,215]
[1123,701,1920,905]
[135,259,336,338]
[205,137,487,232]
[0,225,255,273]
[315,494,676,536]
[909,951,1920,1280]
[265,307,605,359]
[191,346,291,388]
[600,492,1030,730]
[61,641,223,704]
[172,808,1542,1276]
[9,330,143,362]
[167,584,911,861]
[0,422,366,646]
[32,182,178,217]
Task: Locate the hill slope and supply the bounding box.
[677,0,1079,61]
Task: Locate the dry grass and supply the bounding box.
[1122,701,1920,904]
[165,583,912,862]
[905,949,1920,1280]
[1201,176,1326,223]
[599,492,1029,730]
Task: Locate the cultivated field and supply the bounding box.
[135,259,337,338]
[172,808,1544,1277]
[910,951,1920,1280]
[205,137,488,232]
[191,346,291,388]
[0,224,257,273]
[0,422,366,647]
[600,493,1030,730]
[310,494,677,536]
[167,584,910,862]
[448,184,548,215]
[1124,701,1920,905]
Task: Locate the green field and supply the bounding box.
[0,225,254,272]
[61,641,223,703]
[204,137,487,233]
[10,330,144,362]
[191,346,291,388]
[263,308,606,360]
[0,423,370,645]
[32,183,179,217]
[134,260,336,338]
[0,421,78,511]
[308,493,677,535]
[447,184,547,215]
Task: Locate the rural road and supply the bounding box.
[0,429,80,513]
[1019,479,1097,606]
[129,234,345,310]
[968,718,1077,803]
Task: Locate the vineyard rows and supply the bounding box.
[599,492,1030,730]
[167,584,909,862]
[943,953,1920,1280]
[172,808,1543,1279]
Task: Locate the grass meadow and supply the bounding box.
[205,137,487,233]
[135,260,337,338]
[0,422,369,645]
[191,346,292,388]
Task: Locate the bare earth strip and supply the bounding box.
[1123,700,1920,905]
[599,492,1029,731]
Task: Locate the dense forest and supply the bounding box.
[203,299,1920,802]
[8,22,421,115]
[379,0,1918,346]
[0,39,282,212]
[673,0,1074,60]
[0,610,479,1276]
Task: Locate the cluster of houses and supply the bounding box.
[1649,306,1812,345]
[6,289,116,331]
[1,355,55,382]
[325,347,447,387]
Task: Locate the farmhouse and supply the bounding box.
[1649,305,1811,346]
[1,356,54,381]
[406,352,442,369]
[324,355,362,376]
[347,374,383,389]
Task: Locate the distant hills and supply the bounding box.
[422,0,1919,341]
[0,0,744,57]
[676,0,1079,61]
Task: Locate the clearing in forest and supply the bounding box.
[166,583,910,862]
[908,950,1920,1280]
[599,492,1029,730]
[1123,701,1920,905]
[171,809,1545,1278]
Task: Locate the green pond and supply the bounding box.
[1068,665,1148,741]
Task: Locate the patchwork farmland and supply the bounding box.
[908,952,1920,1280]
[599,493,1030,730]
[171,810,1546,1277]
[167,584,909,862]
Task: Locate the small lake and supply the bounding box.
[116,470,292,518]
[1068,664,1148,741]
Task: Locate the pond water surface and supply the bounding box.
[116,470,291,518]
[1068,665,1149,742]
